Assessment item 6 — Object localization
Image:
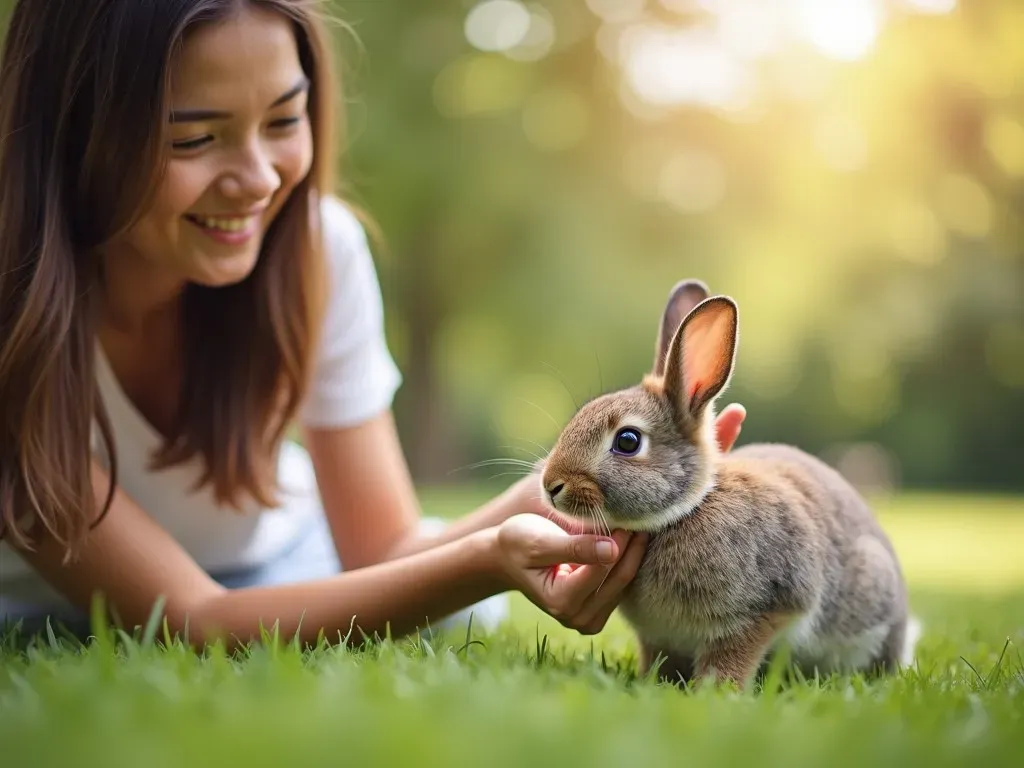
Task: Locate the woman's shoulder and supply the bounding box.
[318,194,373,263]
[313,193,387,308]
[299,194,402,428]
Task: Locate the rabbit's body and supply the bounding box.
[541,279,918,688]
[619,441,912,685]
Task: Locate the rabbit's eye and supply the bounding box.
[613,428,642,456]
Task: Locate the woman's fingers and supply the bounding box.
[572,530,650,631]
[550,530,632,616]
[714,403,746,453]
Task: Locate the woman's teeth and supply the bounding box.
[192,216,255,232]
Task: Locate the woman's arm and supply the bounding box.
[304,411,523,569]
[14,461,625,649]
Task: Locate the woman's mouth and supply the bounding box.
[184,214,260,245]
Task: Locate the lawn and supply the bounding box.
[1,490,1022,768]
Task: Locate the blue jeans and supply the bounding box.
[0,514,509,645]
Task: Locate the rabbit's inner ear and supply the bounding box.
[653,280,710,376]
[665,297,738,420]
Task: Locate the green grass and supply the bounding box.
[2,490,1023,768]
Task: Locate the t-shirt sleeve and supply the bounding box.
[299,196,403,429]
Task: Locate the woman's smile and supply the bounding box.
[183,211,264,246]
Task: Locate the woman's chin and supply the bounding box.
[190,251,261,288]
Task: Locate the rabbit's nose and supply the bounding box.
[547,481,566,501]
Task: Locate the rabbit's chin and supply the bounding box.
[601,478,718,533]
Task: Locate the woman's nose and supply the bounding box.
[220,145,280,202]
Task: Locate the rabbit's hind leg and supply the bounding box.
[693,613,793,689]
[639,641,696,687]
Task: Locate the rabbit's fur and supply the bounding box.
[541,280,918,688]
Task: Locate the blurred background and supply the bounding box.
[1,2,1021,588]
[320,0,1022,499]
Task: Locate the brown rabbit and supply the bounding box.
[540,280,919,689]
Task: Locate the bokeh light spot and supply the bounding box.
[465,1,532,53]
[434,55,531,118]
[503,4,557,62]
[793,0,883,62]
[585,0,647,24]
[621,24,754,111]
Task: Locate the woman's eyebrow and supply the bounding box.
[169,75,310,123]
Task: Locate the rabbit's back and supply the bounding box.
[619,442,912,676]
[728,442,895,553]
[728,444,911,666]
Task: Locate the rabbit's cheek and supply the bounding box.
[600,469,663,521]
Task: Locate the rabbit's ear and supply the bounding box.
[654,280,710,376]
[663,296,738,422]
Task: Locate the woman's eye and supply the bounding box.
[172,135,212,151]
[612,428,642,456]
[269,116,301,130]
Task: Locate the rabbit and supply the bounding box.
[539,279,920,689]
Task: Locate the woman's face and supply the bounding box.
[106,4,314,290]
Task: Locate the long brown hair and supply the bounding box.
[0,0,343,556]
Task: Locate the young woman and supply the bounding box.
[0,0,745,648]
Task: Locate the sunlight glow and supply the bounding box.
[613,0,961,111]
[793,0,883,62]
[465,1,531,53]
[606,0,966,115]
[621,24,752,110]
[503,4,556,62]
[900,0,957,13]
[586,0,647,24]
[713,0,788,60]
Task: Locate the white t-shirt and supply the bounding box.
[0,196,403,608]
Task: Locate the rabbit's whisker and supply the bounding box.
[497,443,547,465]
[540,361,579,412]
[514,397,561,431]
[484,470,534,482]
[446,458,537,478]
[502,438,550,460]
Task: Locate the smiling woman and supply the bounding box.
[108,6,316,295]
[0,0,736,650]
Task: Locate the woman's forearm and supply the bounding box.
[188,528,504,648]
[382,491,517,561]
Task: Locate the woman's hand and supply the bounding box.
[492,513,648,636]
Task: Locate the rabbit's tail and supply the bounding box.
[901,615,923,667]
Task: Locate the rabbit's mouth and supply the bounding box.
[553,492,658,535]
[541,475,611,529]
[555,490,606,522]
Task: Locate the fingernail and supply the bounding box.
[596,540,614,563]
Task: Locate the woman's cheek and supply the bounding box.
[161,158,217,214]
[278,128,314,189]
